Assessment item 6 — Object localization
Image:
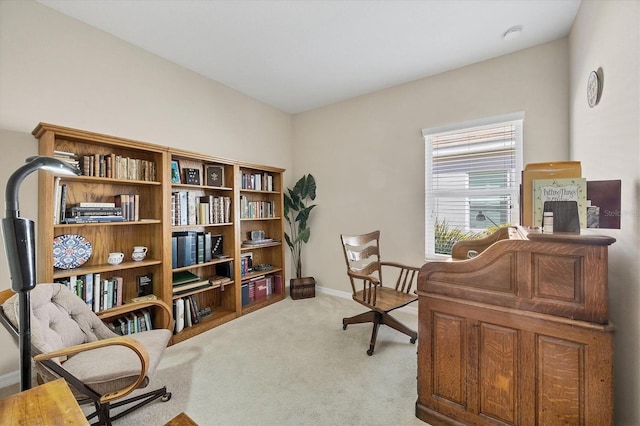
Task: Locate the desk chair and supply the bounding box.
[340,230,419,355]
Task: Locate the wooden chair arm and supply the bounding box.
[33,336,149,404]
[347,270,380,284]
[0,288,16,305]
[380,261,420,272]
[380,261,420,294]
[97,299,172,330]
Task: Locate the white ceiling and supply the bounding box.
[37,0,581,114]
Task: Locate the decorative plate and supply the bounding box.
[53,234,93,269]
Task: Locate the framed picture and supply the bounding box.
[205,164,225,187]
[183,167,201,185]
[170,160,181,183]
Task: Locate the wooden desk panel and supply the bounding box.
[0,378,88,425]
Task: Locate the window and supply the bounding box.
[424,113,523,258]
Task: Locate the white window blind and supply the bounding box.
[424,113,523,258]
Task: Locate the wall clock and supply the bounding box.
[587,70,600,108]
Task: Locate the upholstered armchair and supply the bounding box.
[0,283,172,425]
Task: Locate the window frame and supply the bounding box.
[423,112,524,260]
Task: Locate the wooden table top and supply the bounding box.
[0,378,88,425]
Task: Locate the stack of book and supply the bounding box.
[172,270,212,296]
[54,150,80,169]
[63,202,124,224]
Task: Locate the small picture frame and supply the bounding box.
[170,160,181,184]
[183,167,201,185]
[205,164,225,187]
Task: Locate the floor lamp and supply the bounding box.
[2,156,80,391]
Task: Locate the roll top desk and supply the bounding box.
[416,226,615,425]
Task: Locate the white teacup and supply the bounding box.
[132,246,148,261]
[108,252,124,265]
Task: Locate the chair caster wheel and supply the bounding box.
[161,392,172,402]
[367,349,374,356]
[410,337,417,344]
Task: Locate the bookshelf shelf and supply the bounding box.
[54,219,162,229]
[241,241,282,251]
[63,175,162,186]
[171,279,232,300]
[241,292,285,315]
[171,308,236,344]
[52,259,163,279]
[34,123,286,347]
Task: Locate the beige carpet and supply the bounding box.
[0,292,427,425]
[109,292,426,425]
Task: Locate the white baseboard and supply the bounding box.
[316,285,418,316]
[0,370,19,389]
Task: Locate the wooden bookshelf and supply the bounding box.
[237,163,286,315]
[33,123,286,344]
[34,123,171,329]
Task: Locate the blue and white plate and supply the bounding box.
[53,234,92,269]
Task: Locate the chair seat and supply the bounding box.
[353,287,417,312]
[59,329,171,396]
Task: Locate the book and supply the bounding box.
[586,180,621,229]
[174,298,184,333]
[184,298,192,327]
[211,234,223,257]
[79,202,117,208]
[67,206,122,216]
[63,215,124,224]
[59,184,68,224]
[172,279,212,294]
[84,273,93,310]
[521,161,582,226]
[172,284,212,297]
[136,272,153,297]
[93,273,101,312]
[532,177,587,228]
[53,177,62,225]
[142,309,153,331]
[172,270,201,285]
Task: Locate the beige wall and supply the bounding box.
[0,1,293,380]
[569,0,640,424]
[293,38,570,289]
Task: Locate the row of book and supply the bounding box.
[173,295,212,334]
[241,171,274,191]
[171,231,224,268]
[54,273,124,313]
[53,150,157,181]
[239,196,275,219]
[170,192,231,226]
[82,153,157,182]
[107,309,154,335]
[241,274,282,306]
[240,252,253,277]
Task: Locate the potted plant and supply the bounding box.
[284,174,317,299]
